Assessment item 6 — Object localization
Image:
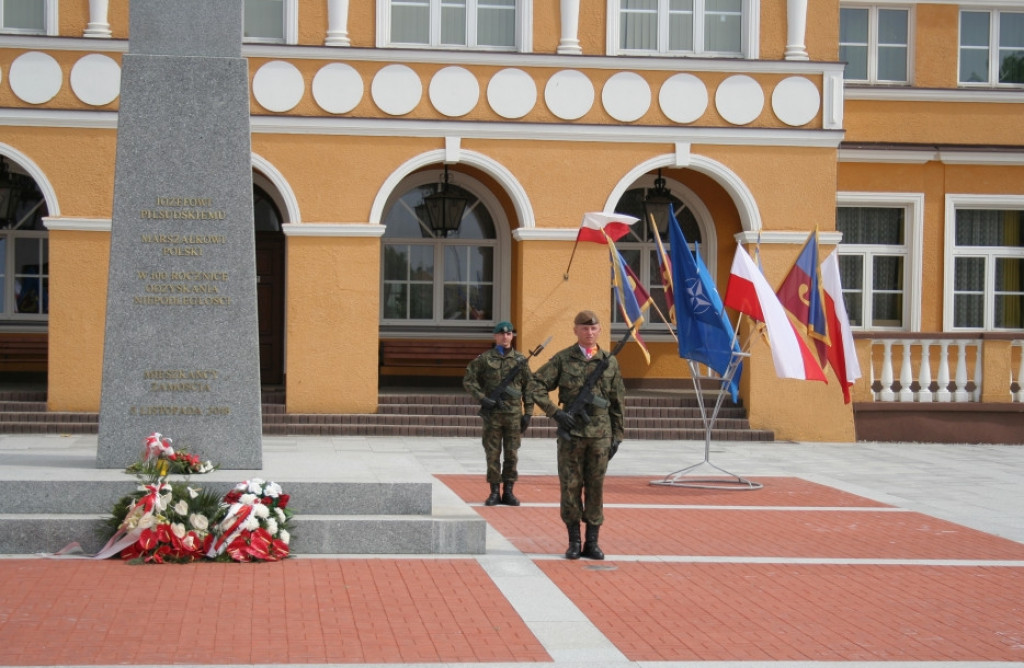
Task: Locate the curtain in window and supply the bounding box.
[621,0,658,50]
[244,0,284,40]
[704,0,741,53]
[478,0,515,47]
[2,0,45,31]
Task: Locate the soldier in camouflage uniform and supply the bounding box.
[529,310,625,560]
[463,321,535,506]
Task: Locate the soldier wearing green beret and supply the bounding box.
[463,321,535,506]
[529,310,625,560]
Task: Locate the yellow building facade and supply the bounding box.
[1,0,1022,443]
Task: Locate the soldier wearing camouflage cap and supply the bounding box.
[463,321,535,506]
[528,310,625,560]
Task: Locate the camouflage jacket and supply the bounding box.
[463,347,534,416]
[529,344,625,441]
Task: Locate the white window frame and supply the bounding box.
[605,0,759,59]
[958,7,1024,87]
[836,192,923,332]
[376,0,532,53]
[243,0,298,45]
[944,194,1024,331]
[839,3,913,85]
[0,229,48,323]
[0,0,57,36]
[379,170,511,331]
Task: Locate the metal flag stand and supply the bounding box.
[650,351,762,490]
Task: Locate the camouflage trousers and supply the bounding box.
[481,412,522,484]
[556,434,611,526]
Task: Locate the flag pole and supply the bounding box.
[562,237,580,280]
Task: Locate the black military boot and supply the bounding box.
[484,483,501,506]
[581,524,605,560]
[565,523,581,560]
[501,482,520,506]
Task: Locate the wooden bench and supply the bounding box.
[379,339,492,372]
[0,332,48,373]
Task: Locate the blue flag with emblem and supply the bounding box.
[668,208,742,402]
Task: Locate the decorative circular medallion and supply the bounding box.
[771,76,821,127]
[544,70,594,121]
[487,68,537,119]
[714,75,765,126]
[371,64,423,116]
[252,60,305,113]
[602,72,651,122]
[428,66,479,117]
[659,73,709,124]
[312,63,364,114]
[70,54,121,107]
[9,52,62,104]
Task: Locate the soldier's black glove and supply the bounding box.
[609,440,621,460]
[520,414,532,433]
[480,397,499,410]
[552,410,576,432]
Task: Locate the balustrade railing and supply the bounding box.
[863,334,1024,403]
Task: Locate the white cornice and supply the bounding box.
[512,228,578,242]
[839,148,937,164]
[0,108,843,148]
[845,87,1024,104]
[251,116,845,147]
[938,151,1024,166]
[734,231,843,245]
[0,35,128,52]
[43,217,110,231]
[282,223,385,237]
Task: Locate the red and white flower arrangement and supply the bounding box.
[206,478,294,562]
[124,432,217,476]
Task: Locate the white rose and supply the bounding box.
[265,518,278,536]
[243,515,260,531]
[171,523,187,539]
[173,500,189,516]
[253,503,270,519]
[275,508,286,522]
[239,493,258,506]
[279,529,290,545]
[189,513,209,531]
[263,482,283,498]
[247,479,265,494]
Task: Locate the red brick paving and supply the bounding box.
[538,560,1024,662]
[3,474,1023,665]
[439,474,892,507]
[0,559,550,666]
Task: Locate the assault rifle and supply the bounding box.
[555,323,635,441]
[481,336,553,412]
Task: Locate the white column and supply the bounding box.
[784,0,809,61]
[326,0,351,47]
[557,0,582,55]
[84,0,112,38]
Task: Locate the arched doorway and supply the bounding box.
[609,174,715,335]
[253,181,285,385]
[0,156,49,324]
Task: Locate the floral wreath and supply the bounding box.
[99,433,295,563]
[124,432,217,476]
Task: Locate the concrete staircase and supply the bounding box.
[0,389,773,441]
[0,477,485,556]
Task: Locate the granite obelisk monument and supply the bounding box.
[97,0,262,469]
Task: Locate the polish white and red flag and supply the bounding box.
[821,251,862,402]
[576,212,639,244]
[724,246,827,382]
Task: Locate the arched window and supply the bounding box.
[0,158,48,322]
[381,172,504,331]
[611,177,711,334]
